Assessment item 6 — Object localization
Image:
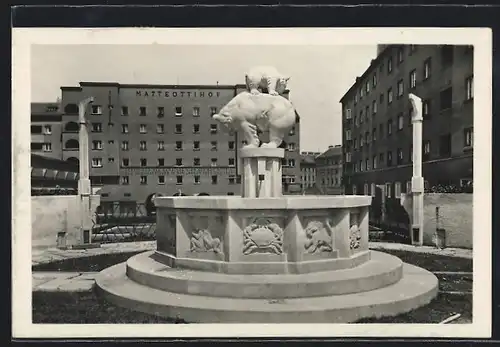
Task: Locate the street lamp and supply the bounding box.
[78,96,95,245]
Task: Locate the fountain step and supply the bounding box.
[95,260,438,323]
[126,251,403,298]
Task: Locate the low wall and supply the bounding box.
[31,195,100,249]
[401,193,473,249]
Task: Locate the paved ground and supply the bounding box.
[31,240,472,292]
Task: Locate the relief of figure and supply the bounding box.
[190,229,222,254]
[303,220,333,254]
[212,91,296,149]
[245,65,290,96]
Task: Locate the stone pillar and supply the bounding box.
[358,206,369,251]
[78,96,95,245]
[333,209,351,258]
[239,147,285,198]
[409,93,425,246]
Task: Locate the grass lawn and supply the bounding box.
[32,247,473,324]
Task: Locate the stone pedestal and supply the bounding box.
[239,147,284,198]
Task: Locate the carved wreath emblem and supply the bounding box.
[243,219,283,255]
[304,220,333,254]
[190,229,222,254]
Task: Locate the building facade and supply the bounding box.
[315,145,344,195]
[300,151,320,190]
[341,44,473,197]
[31,102,64,159]
[33,82,301,203]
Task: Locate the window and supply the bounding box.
[409,44,417,54]
[379,93,384,104]
[379,152,385,164]
[157,141,165,151]
[423,99,431,118]
[177,176,183,185]
[175,106,182,116]
[398,113,404,130]
[345,129,352,141]
[409,69,417,89]
[210,107,217,116]
[387,151,393,167]
[140,158,147,167]
[91,105,102,115]
[397,47,404,64]
[385,183,392,198]
[139,141,147,151]
[379,123,384,139]
[210,124,218,133]
[193,107,200,117]
[395,182,402,198]
[354,93,358,104]
[354,115,358,127]
[92,123,102,133]
[211,141,218,151]
[424,141,431,160]
[365,106,370,119]
[157,124,164,133]
[465,76,474,101]
[372,100,377,115]
[140,176,147,185]
[43,125,52,134]
[360,160,364,172]
[360,110,364,124]
[157,175,165,185]
[122,158,129,167]
[464,127,473,147]
[228,141,235,150]
[288,159,296,168]
[387,57,393,73]
[365,80,370,94]
[31,125,42,134]
[387,119,393,135]
[423,58,431,80]
[397,79,404,98]
[121,106,129,116]
[439,133,452,158]
[157,107,164,118]
[176,158,183,166]
[139,107,147,116]
[353,185,358,195]
[372,155,378,169]
[91,158,102,168]
[140,124,147,133]
[42,143,52,152]
[287,143,296,151]
[440,87,453,110]
[175,124,183,134]
[157,158,164,167]
[211,175,218,185]
[353,138,358,150]
[345,108,352,119]
[193,124,200,134]
[372,128,377,142]
[441,45,454,66]
[365,159,370,171]
[228,175,236,185]
[406,181,412,194]
[193,158,200,166]
[365,131,370,144]
[397,148,404,165]
[194,176,200,184]
[289,127,296,135]
[360,87,364,99]
[211,158,218,167]
[121,124,129,134]
[193,141,200,151]
[387,88,393,104]
[360,136,364,147]
[345,152,352,163]
[92,140,103,150]
[229,158,235,166]
[372,73,377,88]
[364,183,369,195]
[121,141,129,151]
[175,141,183,151]
[121,176,129,185]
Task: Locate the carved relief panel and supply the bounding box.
[349,210,361,250]
[186,213,224,254]
[242,217,284,255]
[302,218,334,255]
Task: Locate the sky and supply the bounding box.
[31,44,376,152]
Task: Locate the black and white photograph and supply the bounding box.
[12,27,491,338]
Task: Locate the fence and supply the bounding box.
[91,202,156,244]
[31,187,78,196]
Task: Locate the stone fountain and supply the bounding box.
[96,67,438,323]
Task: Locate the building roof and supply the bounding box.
[316,145,343,159]
[338,44,394,104]
[300,153,317,165]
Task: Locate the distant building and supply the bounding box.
[31,82,302,204]
[31,102,64,160]
[31,153,79,194]
[300,151,320,191]
[341,44,473,197]
[315,145,343,195]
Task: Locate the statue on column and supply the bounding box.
[212,66,296,149]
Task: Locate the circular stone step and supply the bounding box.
[95,257,438,323]
[125,251,403,298]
